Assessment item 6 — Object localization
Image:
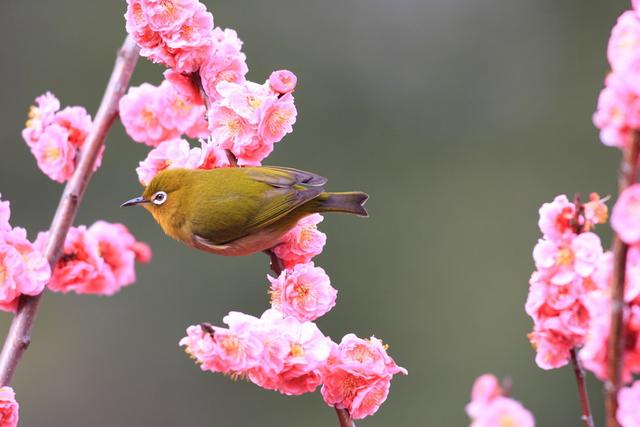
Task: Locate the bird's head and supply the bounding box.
[121,169,192,230]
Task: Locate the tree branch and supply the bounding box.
[0,35,140,386]
[606,130,640,427]
[335,407,356,427]
[571,349,595,427]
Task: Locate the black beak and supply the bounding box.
[120,196,148,207]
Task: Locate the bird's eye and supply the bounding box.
[152,191,167,205]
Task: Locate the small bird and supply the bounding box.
[121,166,368,256]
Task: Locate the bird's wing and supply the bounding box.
[245,166,327,187]
[190,167,325,245]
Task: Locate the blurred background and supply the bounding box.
[0,0,630,425]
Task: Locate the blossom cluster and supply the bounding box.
[122,0,298,184]
[594,5,640,148]
[180,310,406,420]
[579,184,640,382]
[35,221,151,296]
[21,92,99,183]
[0,194,50,312]
[526,194,608,369]
[465,374,534,427]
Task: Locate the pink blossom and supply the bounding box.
[36,226,103,294]
[136,138,202,185]
[208,106,255,150]
[84,221,152,295]
[258,94,297,144]
[0,195,10,233]
[156,80,206,134]
[196,140,231,170]
[200,28,248,100]
[3,228,50,297]
[30,124,76,183]
[532,232,603,285]
[580,293,640,382]
[466,375,534,427]
[272,214,327,268]
[608,11,640,94]
[268,70,297,95]
[537,195,576,242]
[269,262,337,322]
[0,387,19,427]
[134,0,198,33]
[465,374,503,419]
[612,184,640,244]
[228,135,275,166]
[470,397,535,427]
[593,72,639,148]
[22,92,60,147]
[218,81,271,124]
[618,380,640,427]
[52,106,92,148]
[180,313,264,374]
[0,242,27,312]
[321,334,406,419]
[119,83,180,146]
[267,314,333,395]
[162,3,213,50]
[163,69,202,103]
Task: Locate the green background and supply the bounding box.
[0,1,630,425]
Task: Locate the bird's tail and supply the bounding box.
[317,192,369,217]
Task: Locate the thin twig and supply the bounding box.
[335,407,356,427]
[0,35,140,386]
[571,349,595,427]
[606,130,640,427]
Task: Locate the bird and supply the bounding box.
[121,166,368,257]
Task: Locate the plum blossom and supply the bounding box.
[612,183,640,244]
[593,72,640,148]
[272,214,327,269]
[0,387,19,427]
[320,334,407,420]
[199,28,248,100]
[466,374,534,427]
[125,0,214,72]
[618,380,640,427]
[527,195,607,369]
[35,222,150,296]
[207,80,297,166]
[21,93,96,183]
[0,195,50,312]
[136,138,229,185]
[181,309,333,395]
[268,70,297,95]
[22,92,60,147]
[268,262,337,322]
[608,11,640,94]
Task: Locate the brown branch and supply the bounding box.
[335,408,356,427]
[0,35,140,386]
[571,349,595,427]
[606,130,640,427]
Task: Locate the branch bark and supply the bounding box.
[0,35,140,386]
[571,349,595,427]
[606,130,640,427]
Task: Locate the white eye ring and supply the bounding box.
[152,191,167,205]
